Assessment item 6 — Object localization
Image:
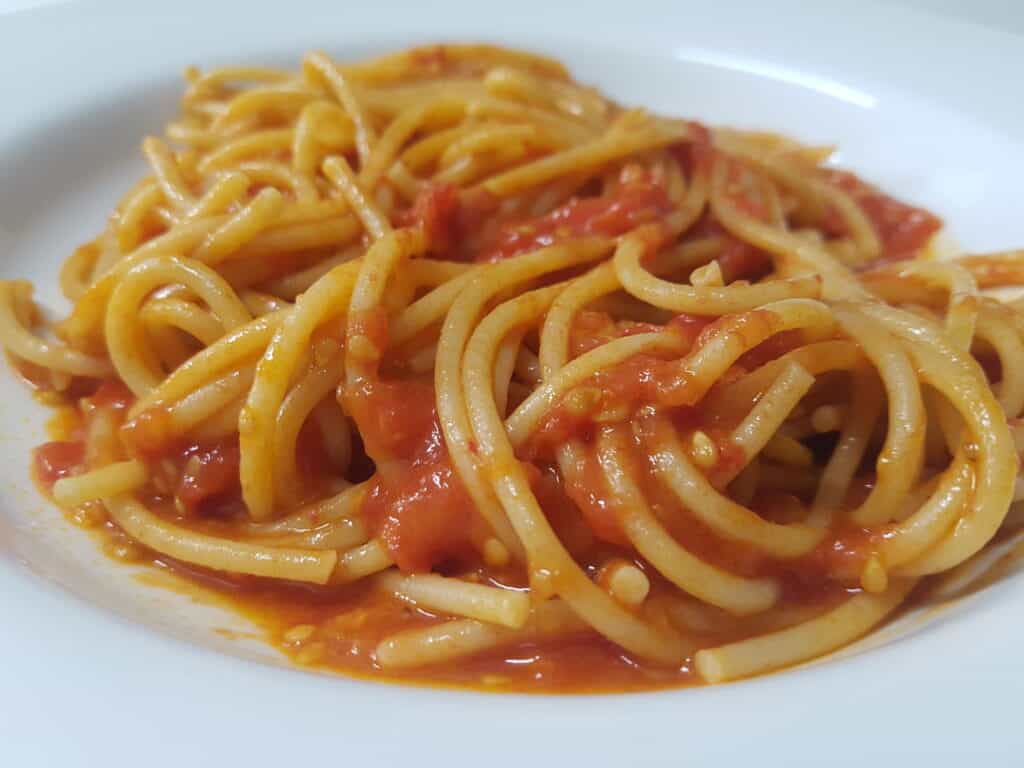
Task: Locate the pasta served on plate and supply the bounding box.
[4,44,1023,691]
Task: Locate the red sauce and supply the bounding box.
[344,377,437,460]
[343,307,440,462]
[588,353,685,409]
[362,449,476,573]
[398,182,461,256]
[478,178,673,262]
[568,310,665,357]
[735,329,805,371]
[29,354,891,693]
[544,309,780,423]
[177,439,241,516]
[686,211,773,282]
[396,185,503,261]
[536,421,769,579]
[525,314,727,461]
[823,169,942,260]
[802,526,879,584]
[344,341,480,572]
[145,553,702,692]
[522,354,695,462]
[354,388,478,573]
[523,463,596,557]
[669,312,716,346]
[705,432,748,487]
[659,502,770,578]
[670,120,714,178]
[121,406,174,459]
[347,307,390,356]
[560,443,629,547]
[33,440,85,490]
[88,380,134,411]
[719,156,772,222]
[716,237,773,282]
[957,255,1024,289]
[296,418,338,478]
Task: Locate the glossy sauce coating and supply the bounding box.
[34,374,865,693]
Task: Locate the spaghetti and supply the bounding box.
[6,44,1024,691]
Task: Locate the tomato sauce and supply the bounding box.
[397,182,462,256]
[568,311,663,357]
[670,120,714,178]
[521,354,693,462]
[560,445,629,547]
[177,439,241,516]
[957,255,1024,289]
[344,358,482,573]
[88,379,134,411]
[120,406,174,458]
[356,400,479,573]
[735,329,806,371]
[477,178,673,262]
[32,366,887,693]
[685,211,774,282]
[33,440,85,490]
[345,376,437,459]
[141,554,703,693]
[823,169,942,260]
[528,309,790,461]
[525,313,749,461]
[716,237,773,282]
[32,380,136,491]
[793,526,881,591]
[361,449,476,573]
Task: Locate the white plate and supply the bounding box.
[2,1,1023,765]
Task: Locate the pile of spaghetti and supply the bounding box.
[5,44,1024,689]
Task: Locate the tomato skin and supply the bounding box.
[859,195,942,259]
[33,441,85,490]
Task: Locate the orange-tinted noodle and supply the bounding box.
[5,44,1024,691]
